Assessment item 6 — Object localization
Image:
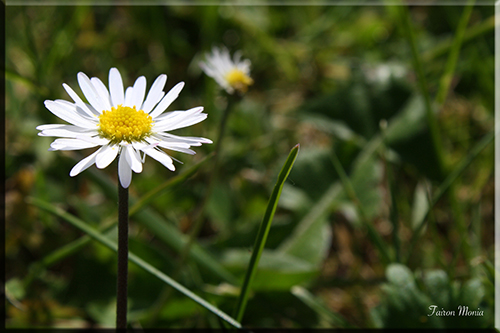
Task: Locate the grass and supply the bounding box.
[6,4,494,329]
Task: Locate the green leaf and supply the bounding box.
[278,183,312,214]
[233,144,300,322]
[222,249,316,291]
[279,182,342,259]
[422,270,450,307]
[372,264,492,328]
[411,181,430,232]
[386,264,414,287]
[279,215,331,267]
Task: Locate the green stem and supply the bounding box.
[183,95,236,260]
[116,169,129,329]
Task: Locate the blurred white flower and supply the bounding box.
[200,47,253,94]
[37,68,212,188]
[364,63,407,85]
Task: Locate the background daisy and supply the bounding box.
[200,46,253,94]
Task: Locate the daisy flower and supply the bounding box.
[199,47,253,94]
[37,68,212,188]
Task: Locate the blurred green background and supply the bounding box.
[5,4,495,329]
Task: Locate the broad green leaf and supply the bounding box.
[278,182,342,257]
[222,249,316,291]
[279,215,331,267]
[278,183,312,214]
[348,155,384,220]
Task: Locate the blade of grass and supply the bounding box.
[398,4,445,170]
[434,0,475,275]
[435,0,475,105]
[291,286,355,328]
[233,144,300,323]
[26,196,242,329]
[422,14,494,62]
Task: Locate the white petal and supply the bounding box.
[130,76,146,109]
[55,99,97,122]
[124,145,143,173]
[153,106,203,126]
[49,138,99,151]
[132,141,157,151]
[37,123,96,133]
[77,72,106,113]
[63,83,100,117]
[160,145,196,155]
[154,108,207,132]
[154,132,213,145]
[91,77,112,111]
[70,148,101,177]
[144,148,175,171]
[118,151,132,188]
[109,68,125,106]
[142,74,167,113]
[38,127,98,138]
[44,100,97,128]
[124,87,134,107]
[149,82,184,119]
[75,135,110,146]
[95,144,119,169]
[156,141,191,149]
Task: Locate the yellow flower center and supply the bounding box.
[98,105,153,144]
[225,69,253,93]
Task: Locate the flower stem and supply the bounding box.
[116,174,129,329]
[181,95,238,259]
